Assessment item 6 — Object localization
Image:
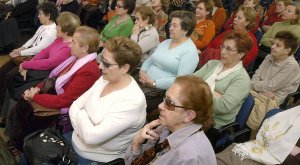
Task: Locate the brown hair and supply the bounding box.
[160,0,170,13]
[174,75,214,132]
[290,5,300,25]
[237,6,257,31]
[169,10,196,37]
[195,0,214,18]
[75,26,100,54]
[120,0,135,14]
[275,31,299,55]
[104,37,142,73]
[135,6,156,25]
[277,0,292,6]
[56,12,81,36]
[224,29,253,57]
[212,0,223,8]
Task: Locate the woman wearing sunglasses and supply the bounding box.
[125,75,216,165]
[194,30,251,131]
[67,37,146,164]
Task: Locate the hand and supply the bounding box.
[131,119,162,152]
[20,69,27,80]
[132,23,141,35]
[260,91,276,99]
[23,87,40,100]
[139,70,155,87]
[9,51,19,58]
[5,12,11,20]
[290,146,300,156]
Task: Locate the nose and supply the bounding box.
[158,102,164,112]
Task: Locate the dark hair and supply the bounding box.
[37,1,58,22]
[75,26,100,53]
[104,37,142,73]
[56,12,81,36]
[174,75,214,132]
[275,31,299,55]
[169,10,196,37]
[212,0,223,8]
[121,0,135,14]
[195,0,214,18]
[224,29,253,57]
[135,6,156,25]
[237,6,257,31]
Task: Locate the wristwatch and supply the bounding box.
[152,81,156,87]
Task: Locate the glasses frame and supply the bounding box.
[100,56,118,68]
[163,97,192,111]
[220,44,238,53]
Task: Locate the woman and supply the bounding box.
[247,31,300,131]
[100,0,135,44]
[67,37,146,164]
[194,30,252,129]
[125,75,216,165]
[223,0,262,33]
[56,0,79,14]
[151,0,169,42]
[0,12,81,128]
[217,105,300,165]
[138,10,198,111]
[261,0,292,33]
[211,0,226,34]
[0,1,58,117]
[191,0,215,51]
[131,6,159,62]
[6,26,100,151]
[200,6,258,68]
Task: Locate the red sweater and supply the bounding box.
[203,30,258,68]
[261,12,283,26]
[33,60,100,109]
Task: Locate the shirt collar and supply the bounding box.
[268,55,295,68]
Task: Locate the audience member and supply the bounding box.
[194,30,252,129]
[151,0,169,42]
[211,0,227,34]
[191,0,216,51]
[125,75,216,165]
[131,6,159,62]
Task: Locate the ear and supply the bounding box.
[239,52,245,60]
[120,63,130,73]
[81,45,89,53]
[284,47,292,55]
[183,110,196,123]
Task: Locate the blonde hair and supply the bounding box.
[75,26,100,53]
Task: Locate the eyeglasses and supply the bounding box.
[163,96,191,111]
[116,4,124,8]
[220,44,238,53]
[100,56,118,68]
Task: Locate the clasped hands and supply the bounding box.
[23,87,40,101]
[139,70,155,87]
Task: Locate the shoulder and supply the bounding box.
[77,60,100,76]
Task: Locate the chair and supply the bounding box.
[212,94,255,153]
[280,85,300,109]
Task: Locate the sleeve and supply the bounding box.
[73,98,143,145]
[21,28,56,56]
[118,21,134,38]
[156,49,199,89]
[251,62,297,92]
[11,0,37,17]
[260,23,277,47]
[242,34,258,68]
[22,27,41,48]
[32,68,99,109]
[22,47,70,70]
[194,62,209,78]
[131,32,158,54]
[192,22,216,50]
[213,72,250,115]
[222,13,235,31]
[213,8,226,33]
[141,55,153,71]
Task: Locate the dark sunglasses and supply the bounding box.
[163,96,191,111]
[100,56,118,68]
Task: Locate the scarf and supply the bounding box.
[232,105,300,164]
[49,53,97,114]
[205,61,243,93]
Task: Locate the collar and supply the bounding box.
[166,124,202,149]
[267,54,295,68]
[43,23,56,29]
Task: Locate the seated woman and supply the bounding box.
[199,6,258,68]
[138,10,198,112]
[99,0,135,45]
[223,0,262,34]
[0,1,58,118]
[66,37,146,164]
[247,31,300,131]
[152,0,169,42]
[56,0,79,14]
[217,105,300,165]
[130,6,159,62]
[211,0,227,34]
[6,26,100,151]
[261,0,292,33]
[125,75,216,165]
[191,0,216,51]
[0,12,81,128]
[194,30,252,129]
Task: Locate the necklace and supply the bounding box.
[107,15,130,32]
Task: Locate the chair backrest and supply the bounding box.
[235,94,255,129]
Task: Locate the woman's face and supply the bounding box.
[282,5,297,21]
[135,12,149,28]
[195,2,209,19]
[158,84,190,132]
[169,18,187,40]
[233,10,249,30]
[38,10,50,25]
[275,1,286,14]
[151,0,162,8]
[99,49,124,82]
[220,39,244,67]
[243,0,255,7]
[115,0,128,16]
[271,38,290,59]
[70,32,87,58]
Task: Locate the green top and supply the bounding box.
[100,15,134,42]
[194,60,250,128]
[260,22,300,47]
